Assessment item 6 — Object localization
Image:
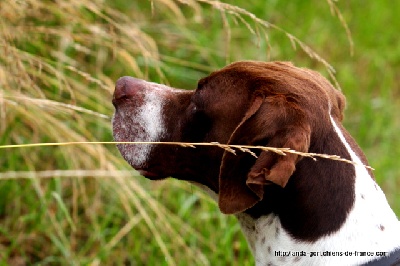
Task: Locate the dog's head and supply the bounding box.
[112,61,347,214]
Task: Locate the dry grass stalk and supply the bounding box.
[0,141,374,170]
[191,0,350,90]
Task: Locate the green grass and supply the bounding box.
[0,0,399,265]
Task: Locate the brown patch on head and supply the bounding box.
[215,61,345,214]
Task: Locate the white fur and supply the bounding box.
[235,115,400,266]
[133,90,165,165]
[113,82,190,167]
[113,84,167,167]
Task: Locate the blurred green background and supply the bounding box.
[0,0,399,265]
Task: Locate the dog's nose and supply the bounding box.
[113,76,145,104]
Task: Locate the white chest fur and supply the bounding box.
[235,116,400,266]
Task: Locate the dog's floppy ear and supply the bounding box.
[218,93,311,214]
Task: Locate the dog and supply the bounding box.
[112,61,400,265]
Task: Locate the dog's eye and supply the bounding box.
[182,101,211,142]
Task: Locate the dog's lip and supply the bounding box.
[137,169,166,180]
[137,169,158,177]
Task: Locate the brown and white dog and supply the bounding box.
[112,61,400,266]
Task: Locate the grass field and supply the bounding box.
[0,0,399,265]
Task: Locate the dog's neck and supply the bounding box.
[235,115,400,266]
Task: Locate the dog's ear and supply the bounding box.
[218,94,311,214]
